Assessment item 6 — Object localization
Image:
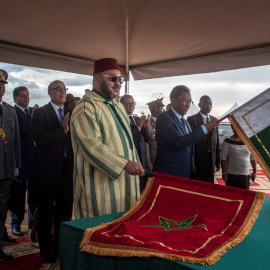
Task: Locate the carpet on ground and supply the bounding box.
[80,172,264,265]
[0,236,60,270]
[216,168,270,197]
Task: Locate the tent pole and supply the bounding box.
[125,0,129,95]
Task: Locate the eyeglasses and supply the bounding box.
[176,98,193,105]
[50,87,68,92]
[100,74,125,84]
[123,102,136,106]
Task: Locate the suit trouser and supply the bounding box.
[195,152,215,183]
[36,159,73,254]
[0,178,13,250]
[11,178,34,229]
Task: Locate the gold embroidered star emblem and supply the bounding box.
[143,215,208,232]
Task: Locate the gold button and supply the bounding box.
[5,149,7,152]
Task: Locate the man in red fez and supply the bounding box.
[71,58,144,219]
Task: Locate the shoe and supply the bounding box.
[12,227,22,236]
[2,234,16,242]
[0,250,13,260]
[41,251,56,263]
[28,231,39,248]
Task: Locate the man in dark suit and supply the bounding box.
[154,85,219,179]
[187,95,220,183]
[10,86,38,236]
[0,69,21,260]
[120,95,151,192]
[32,80,73,263]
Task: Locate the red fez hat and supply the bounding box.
[93,58,120,75]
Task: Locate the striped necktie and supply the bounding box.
[180,117,188,134]
[58,108,64,126]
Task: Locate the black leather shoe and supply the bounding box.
[12,227,22,236]
[41,251,56,263]
[0,250,14,260]
[2,234,16,242]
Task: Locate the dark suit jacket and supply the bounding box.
[130,116,151,170]
[153,109,206,178]
[32,103,70,179]
[187,112,220,171]
[14,105,35,180]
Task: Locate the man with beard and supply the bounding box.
[187,95,220,183]
[154,85,219,178]
[71,58,144,219]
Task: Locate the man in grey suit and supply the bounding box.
[145,98,165,171]
[187,95,220,183]
[0,69,21,260]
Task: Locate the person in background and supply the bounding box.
[0,69,21,260]
[154,85,219,178]
[64,93,79,183]
[32,80,73,263]
[120,94,151,192]
[11,87,38,242]
[71,58,144,219]
[166,103,171,111]
[221,125,257,189]
[145,98,165,171]
[187,95,220,183]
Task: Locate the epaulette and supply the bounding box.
[3,101,14,108]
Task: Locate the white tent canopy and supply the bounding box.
[218,102,240,121]
[1,0,270,83]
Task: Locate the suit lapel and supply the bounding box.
[167,109,186,135]
[14,104,30,120]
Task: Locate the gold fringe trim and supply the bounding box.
[80,176,265,265]
[229,116,270,181]
[80,177,154,250]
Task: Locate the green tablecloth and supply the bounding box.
[59,197,270,270]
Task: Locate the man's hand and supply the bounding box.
[136,116,146,129]
[125,161,145,176]
[63,112,70,133]
[142,114,151,128]
[137,114,151,129]
[222,172,228,182]
[205,120,219,132]
[31,104,39,118]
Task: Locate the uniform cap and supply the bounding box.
[0,69,8,84]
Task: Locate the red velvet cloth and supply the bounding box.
[81,173,264,264]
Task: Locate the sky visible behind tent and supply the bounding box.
[1,61,270,118]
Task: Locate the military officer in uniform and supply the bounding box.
[145,98,165,171]
[0,69,21,260]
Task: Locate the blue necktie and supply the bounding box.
[180,117,188,134]
[58,108,64,126]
